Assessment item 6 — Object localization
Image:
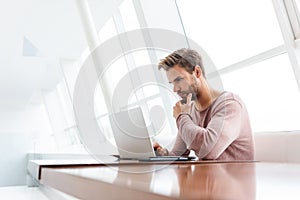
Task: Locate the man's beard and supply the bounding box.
[180,93,197,104]
[178,86,197,104]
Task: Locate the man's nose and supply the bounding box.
[173,84,179,92]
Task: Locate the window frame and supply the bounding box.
[284,0,300,40]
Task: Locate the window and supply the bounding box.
[91,0,186,148]
[177,0,300,132]
[222,53,300,131]
[39,0,300,154]
[177,0,284,68]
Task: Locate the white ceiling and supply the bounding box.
[0,0,123,107]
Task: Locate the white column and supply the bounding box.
[75,0,113,112]
[75,0,100,50]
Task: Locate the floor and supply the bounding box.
[0,186,49,200]
[0,185,78,200]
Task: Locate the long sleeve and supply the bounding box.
[169,132,190,156]
[170,92,254,160]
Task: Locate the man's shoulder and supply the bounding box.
[214,91,245,107]
[219,91,244,100]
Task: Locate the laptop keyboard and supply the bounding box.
[143,156,196,161]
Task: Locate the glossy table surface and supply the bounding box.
[36,159,300,200]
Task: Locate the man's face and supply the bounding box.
[166,65,198,103]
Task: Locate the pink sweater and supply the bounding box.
[170,91,254,160]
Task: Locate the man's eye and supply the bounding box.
[169,77,184,84]
[174,77,183,83]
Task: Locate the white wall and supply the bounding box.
[255,131,300,163]
[0,104,51,186]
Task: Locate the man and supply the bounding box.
[154,48,254,160]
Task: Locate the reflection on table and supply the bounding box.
[39,162,260,199]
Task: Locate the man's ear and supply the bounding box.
[194,65,202,78]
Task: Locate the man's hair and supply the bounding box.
[158,48,206,78]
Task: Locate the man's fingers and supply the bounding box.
[187,93,192,105]
[155,148,168,156]
[153,142,161,150]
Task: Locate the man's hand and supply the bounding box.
[173,93,192,119]
[153,142,168,156]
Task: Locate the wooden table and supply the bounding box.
[29,157,300,200]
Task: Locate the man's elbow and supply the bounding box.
[201,152,221,160]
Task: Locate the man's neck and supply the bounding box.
[195,87,220,111]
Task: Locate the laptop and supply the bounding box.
[109,107,195,161]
